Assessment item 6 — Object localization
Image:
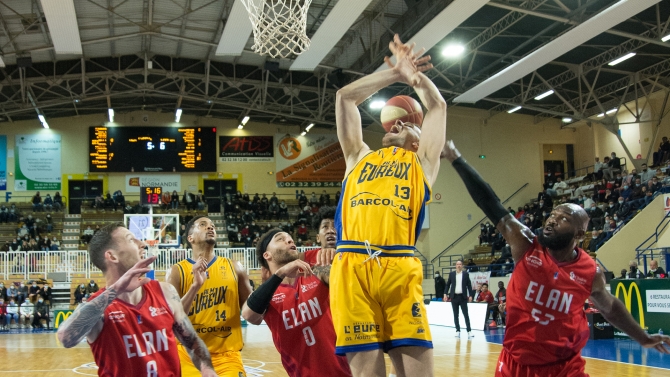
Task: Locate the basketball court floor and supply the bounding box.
[0,325,668,376]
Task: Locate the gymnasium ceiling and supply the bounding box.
[0,0,669,131]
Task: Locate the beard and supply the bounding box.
[273,249,299,265]
[538,230,574,251]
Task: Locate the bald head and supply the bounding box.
[554,203,589,232]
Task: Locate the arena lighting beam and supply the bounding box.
[39,0,83,54]
[0,56,4,68]
[215,0,253,56]
[376,0,489,72]
[290,0,374,71]
[454,0,662,103]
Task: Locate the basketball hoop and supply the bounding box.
[240,0,312,58]
[145,239,160,258]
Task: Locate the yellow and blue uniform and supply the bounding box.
[331,146,432,355]
[175,256,246,377]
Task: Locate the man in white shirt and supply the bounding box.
[444,260,474,339]
[552,177,568,195]
[639,163,656,185]
[593,157,604,180]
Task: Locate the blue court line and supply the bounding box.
[482,328,670,370]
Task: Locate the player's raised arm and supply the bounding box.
[167,258,207,314]
[57,256,156,347]
[413,74,446,186]
[443,141,533,262]
[234,260,253,309]
[160,282,217,377]
[589,269,670,353]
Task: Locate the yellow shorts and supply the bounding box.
[329,252,432,355]
[178,344,246,377]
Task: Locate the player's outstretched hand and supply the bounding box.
[109,256,156,295]
[193,257,208,289]
[441,140,462,162]
[275,260,313,279]
[642,334,670,354]
[316,248,337,266]
[385,34,432,86]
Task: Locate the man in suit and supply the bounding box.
[444,260,474,339]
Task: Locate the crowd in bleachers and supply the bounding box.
[223,190,340,248]
[0,279,52,330]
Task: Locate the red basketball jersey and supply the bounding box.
[303,248,318,266]
[503,238,596,366]
[264,275,351,377]
[89,281,180,377]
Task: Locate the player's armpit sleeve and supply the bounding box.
[451,157,509,226]
[246,274,283,314]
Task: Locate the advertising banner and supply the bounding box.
[14,134,61,191]
[646,290,670,313]
[0,136,6,190]
[125,174,181,193]
[611,279,670,336]
[275,133,345,187]
[470,271,491,290]
[219,136,274,162]
[54,309,74,329]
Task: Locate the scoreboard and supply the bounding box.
[141,187,162,206]
[89,126,217,172]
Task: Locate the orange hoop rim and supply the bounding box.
[145,239,160,246]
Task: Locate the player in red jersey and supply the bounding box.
[302,206,337,267]
[57,223,217,377]
[443,141,670,376]
[241,213,352,377]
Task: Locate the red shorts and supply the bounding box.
[495,348,588,377]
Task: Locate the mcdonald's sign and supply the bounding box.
[614,282,645,329]
[54,310,73,329]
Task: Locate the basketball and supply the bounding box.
[380,95,424,132]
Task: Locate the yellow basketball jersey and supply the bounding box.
[175,256,243,353]
[336,146,431,256]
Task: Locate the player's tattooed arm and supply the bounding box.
[162,282,215,373]
[57,287,115,348]
[312,265,331,286]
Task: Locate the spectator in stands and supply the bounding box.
[297,223,308,241]
[31,192,43,212]
[6,298,18,329]
[93,194,104,210]
[550,177,567,196]
[476,283,493,305]
[434,271,446,300]
[305,192,316,206]
[647,260,666,278]
[40,283,52,306]
[652,136,670,167]
[0,205,7,223]
[0,283,5,301]
[243,210,254,224]
[81,226,94,244]
[278,200,288,219]
[268,201,279,220]
[19,300,33,328]
[478,224,489,245]
[42,194,53,212]
[182,190,195,210]
[113,190,125,211]
[74,284,86,304]
[627,260,645,279]
[16,223,28,238]
[53,192,63,211]
[603,188,618,204]
[649,176,662,193]
[195,190,205,210]
[620,183,633,202]
[269,193,278,206]
[591,157,604,181]
[227,222,239,242]
[593,178,608,202]
[17,282,27,304]
[28,281,40,303]
[489,229,505,256]
[298,192,307,209]
[466,258,479,272]
[8,203,18,222]
[260,193,269,207]
[242,192,250,204]
[639,163,656,185]
[319,190,331,206]
[587,202,604,231]
[602,152,622,180]
[537,190,554,209]
[489,281,506,325]
[0,298,6,330]
[170,190,179,209]
[103,191,114,210]
[252,193,260,204]
[32,294,49,330]
[43,213,53,233]
[86,279,99,295]
[7,284,17,303]
[631,185,648,208]
[641,190,654,207]
[589,230,605,252]
[50,236,60,251]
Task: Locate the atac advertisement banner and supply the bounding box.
[275,134,345,187]
[219,136,274,162]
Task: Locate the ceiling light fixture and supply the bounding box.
[300,131,307,136]
[175,108,182,123]
[562,117,573,123]
[237,124,243,129]
[606,108,617,115]
[305,123,315,132]
[108,108,114,123]
[369,100,386,109]
[241,116,250,125]
[507,106,522,114]
[608,52,636,66]
[442,44,465,58]
[534,90,554,100]
[663,33,670,42]
[38,114,49,129]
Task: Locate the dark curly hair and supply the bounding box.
[311,206,336,229]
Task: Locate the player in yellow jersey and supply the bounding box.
[168,216,253,377]
[333,34,446,376]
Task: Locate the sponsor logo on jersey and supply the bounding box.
[123,329,170,358]
[569,271,587,285]
[137,315,142,324]
[188,285,228,316]
[525,255,543,268]
[281,297,323,330]
[272,293,286,303]
[150,306,168,317]
[553,272,559,279]
[417,327,425,334]
[300,281,319,293]
[411,302,422,317]
[357,161,411,184]
[524,281,574,315]
[109,310,126,323]
[350,192,413,220]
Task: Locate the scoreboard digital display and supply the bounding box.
[141,187,162,206]
[89,126,217,172]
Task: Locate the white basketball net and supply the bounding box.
[240,0,312,58]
